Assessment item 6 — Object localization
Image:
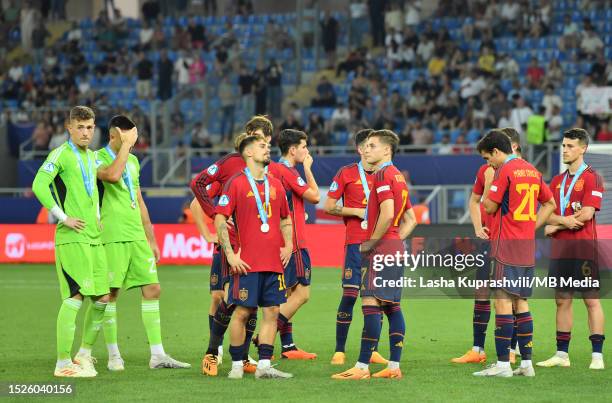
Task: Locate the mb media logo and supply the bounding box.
[5,233,26,258]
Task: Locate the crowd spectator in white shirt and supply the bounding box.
[510,95,533,134]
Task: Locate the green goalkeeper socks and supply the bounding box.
[142,299,165,355]
[81,300,108,350]
[103,302,120,356]
[56,298,82,361]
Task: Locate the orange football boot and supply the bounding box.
[281,348,317,360]
[372,367,402,379]
[370,351,389,364]
[331,352,346,365]
[243,360,257,374]
[201,354,218,376]
[331,367,371,380]
[451,350,486,364]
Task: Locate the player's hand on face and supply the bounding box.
[303,154,313,170]
[475,226,490,239]
[280,246,292,267]
[544,225,559,237]
[228,249,250,275]
[564,215,583,230]
[118,127,138,147]
[63,217,86,232]
[150,241,161,262]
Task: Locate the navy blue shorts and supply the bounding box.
[228,271,287,308]
[342,244,362,289]
[360,252,404,303]
[476,242,491,282]
[491,259,534,298]
[285,248,311,288]
[209,246,229,292]
[549,258,599,291]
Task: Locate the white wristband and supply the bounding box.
[50,205,68,223]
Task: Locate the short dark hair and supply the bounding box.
[477,129,513,154]
[563,128,590,146]
[109,115,135,131]
[69,105,95,122]
[368,129,400,157]
[245,115,273,137]
[278,129,308,155]
[238,133,266,155]
[499,127,522,153]
[354,128,373,147]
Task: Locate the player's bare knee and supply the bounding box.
[583,298,602,311]
[142,283,161,299]
[233,307,251,323]
[109,288,120,301]
[262,306,280,322]
[556,296,572,309]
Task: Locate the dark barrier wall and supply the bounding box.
[19,159,153,187]
[19,153,561,189]
[0,196,188,224]
[192,155,484,186]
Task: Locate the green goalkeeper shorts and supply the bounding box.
[104,240,159,289]
[56,243,110,300]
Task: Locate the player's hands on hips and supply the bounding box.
[303,154,313,171]
[280,246,292,267]
[118,127,138,147]
[228,250,250,275]
[563,215,583,230]
[150,241,161,262]
[475,226,489,239]
[63,217,86,232]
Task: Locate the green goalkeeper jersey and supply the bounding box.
[95,147,147,244]
[32,141,102,245]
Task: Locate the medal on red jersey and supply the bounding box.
[362,161,393,230]
[105,144,137,209]
[244,167,270,233]
[560,162,587,214]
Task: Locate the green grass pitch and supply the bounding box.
[0,264,609,402]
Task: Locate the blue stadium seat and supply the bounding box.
[450,129,462,142]
[466,129,481,143]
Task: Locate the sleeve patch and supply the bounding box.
[43,162,55,172]
[207,164,219,176]
[376,185,390,193]
[218,195,230,206]
[490,185,498,192]
[297,177,306,187]
[592,190,603,198]
[329,181,338,192]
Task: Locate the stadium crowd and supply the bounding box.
[0,0,611,155]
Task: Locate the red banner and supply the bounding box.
[4,224,610,268]
[0,224,346,266]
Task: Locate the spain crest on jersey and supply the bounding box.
[210,273,218,286]
[239,288,249,301]
[344,268,352,280]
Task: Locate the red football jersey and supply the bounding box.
[328,163,374,245]
[472,163,495,229]
[214,172,289,274]
[365,164,411,240]
[267,161,309,251]
[191,153,245,246]
[549,166,604,259]
[487,158,553,266]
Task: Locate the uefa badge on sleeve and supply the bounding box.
[207,164,219,176]
[219,195,230,207]
[329,181,338,192]
[43,162,55,172]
